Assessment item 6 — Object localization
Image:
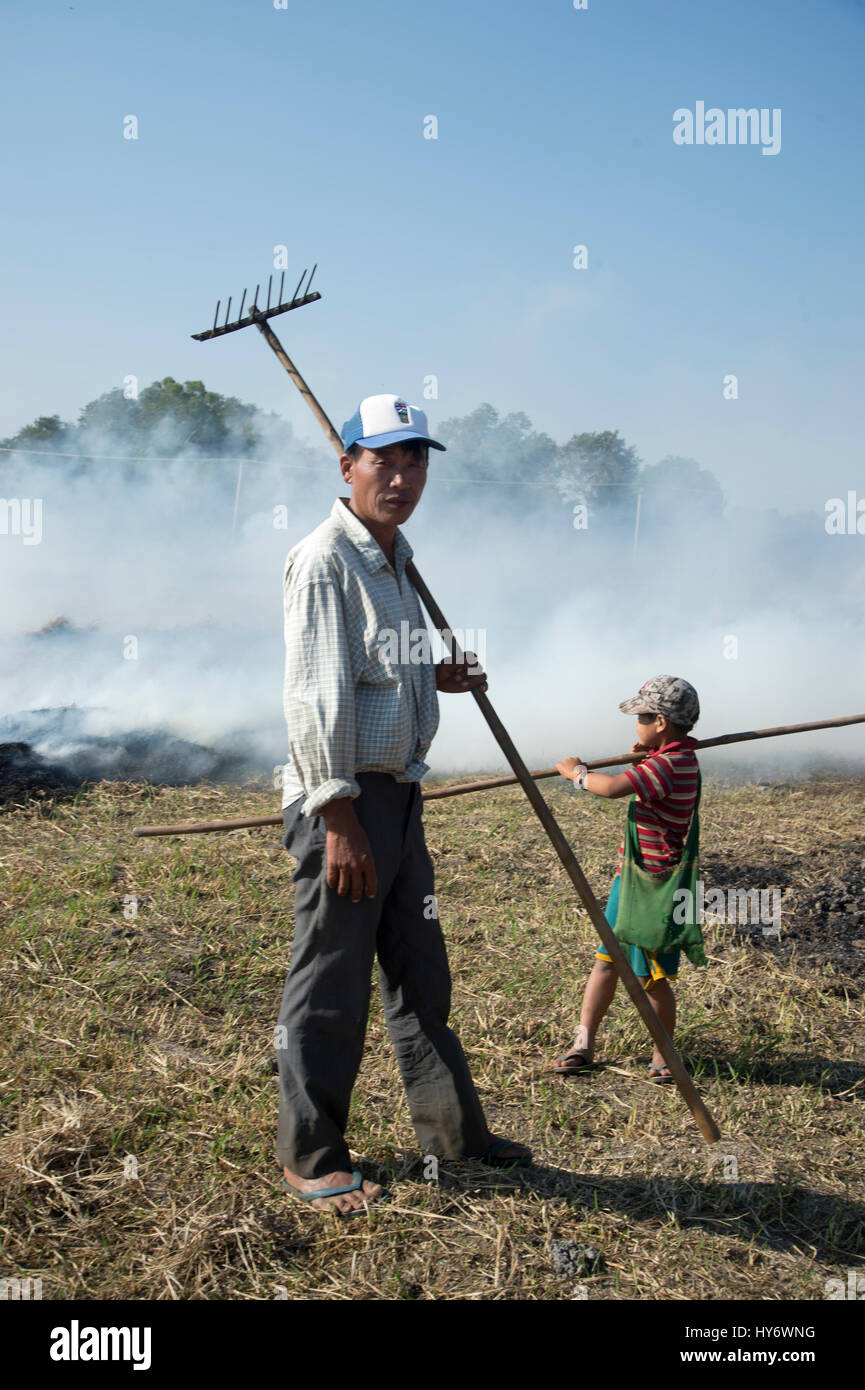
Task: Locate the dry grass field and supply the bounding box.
[1,773,863,1300]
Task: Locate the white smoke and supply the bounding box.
[2,416,864,788]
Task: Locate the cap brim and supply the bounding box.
[356,430,446,451]
[619,696,655,714]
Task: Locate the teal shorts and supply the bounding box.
[595,872,680,988]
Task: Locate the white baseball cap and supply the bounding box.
[341,394,446,451]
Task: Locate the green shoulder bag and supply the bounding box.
[614,772,706,966]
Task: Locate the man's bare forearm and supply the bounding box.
[321,796,359,828]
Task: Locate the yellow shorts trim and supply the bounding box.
[596,946,678,990]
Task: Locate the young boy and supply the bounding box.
[552,676,702,1082]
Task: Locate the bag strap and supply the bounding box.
[682,770,701,856]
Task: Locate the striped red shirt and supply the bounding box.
[619,737,700,873]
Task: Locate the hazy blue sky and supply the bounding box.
[2,0,863,511]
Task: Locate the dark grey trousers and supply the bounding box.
[275,771,490,1178]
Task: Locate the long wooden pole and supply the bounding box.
[133,711,865,834]
[161,319,721,1144]
[422,712,865,800]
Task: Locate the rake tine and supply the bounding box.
[190,261,322,339]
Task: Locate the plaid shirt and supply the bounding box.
[280,498,439,815]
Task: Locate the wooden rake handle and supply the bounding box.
[184,309,721,1144]
[406,560,721,1145]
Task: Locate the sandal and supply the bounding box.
[648,1065,674,1084]
[550,1049,595,1074]
[282,1168,390,1215]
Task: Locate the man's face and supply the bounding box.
[341,440,429,527]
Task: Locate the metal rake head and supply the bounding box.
[191,264,319,341]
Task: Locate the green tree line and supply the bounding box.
[1,378,725,515]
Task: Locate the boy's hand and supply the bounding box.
[556,757,585,781]
[630,742,651,762]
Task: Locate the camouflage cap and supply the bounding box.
[619,675,700,732]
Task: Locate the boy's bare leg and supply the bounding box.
[644,978,676,1072]
[553,959,618,1068]
[577,959,619,1059]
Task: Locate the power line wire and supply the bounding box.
[0,444,718,492]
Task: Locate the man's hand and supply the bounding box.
[435,652,488,694]
[321,798,378,902]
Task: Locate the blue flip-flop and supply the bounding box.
[282,1168,389,1214]
[648,1065,675,1085]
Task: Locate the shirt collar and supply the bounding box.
[332,498,413,580]
[655,736,699,754]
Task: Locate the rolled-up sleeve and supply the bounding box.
[283,575,361,816]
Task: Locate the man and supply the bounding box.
[276,393,531,1214]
